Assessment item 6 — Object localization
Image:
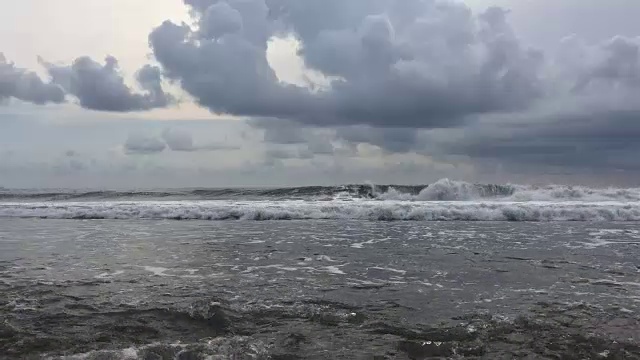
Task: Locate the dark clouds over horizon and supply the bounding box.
[43,56,173,112]
[2,0,640,181]
[149,1,543,128]
[0,54,65,105]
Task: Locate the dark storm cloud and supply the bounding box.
[256,118,422,155]
[430,35,640,171]
[335,126,421,154]
[5,0,640,175]
[148,1,640,172]
[435,104,640,172]
[570,36,640,93]
[150,0,543,128]
[42,56,172,112]
[0,53,65,105]
[312,33,640,169]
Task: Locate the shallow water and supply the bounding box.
[1,219,639,359]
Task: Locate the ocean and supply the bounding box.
[1,179,639,359]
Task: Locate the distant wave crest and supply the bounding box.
[2,179,640,202]
[376,179,640,202]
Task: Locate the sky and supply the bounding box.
[2,0,640,188]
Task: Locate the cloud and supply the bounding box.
[151,0,640,176]
[570,36,640,94]
[123,128,238,155]
[161,128,196,151]
[149,1,543,128]
[0,53,65,105]
[42,56,172,112]
[306,136,335,155]
[438,106,640,172]
[254,119,346,159]
[265,147,313,160]
[7,0,640,180]
[257,119,309,144]
[335,126,421,154]
[161,127,239,152]
[124,133,167,154]
[248,30,640,173]
[257,118,422,155]
[52,157,88,174]
[418,35,640,172]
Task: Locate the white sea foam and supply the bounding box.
[375,179,640,202]
[324,266,346,275]
[1,199,640,221]
[95,270,125,279]
[49,337,270,360]
[141,266,171,277]
[369,267,407,275]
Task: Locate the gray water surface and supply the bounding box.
[1,219,639,359]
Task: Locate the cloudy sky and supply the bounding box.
[2,0,640,188]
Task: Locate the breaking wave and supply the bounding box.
[376,179,640,202]
[1,179,640,202]
[2,179,639,221]
[1,200,640,221]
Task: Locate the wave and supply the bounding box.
[376,179,640,202]
[0,185,423,201]
[2,200,639,221]
[2,179,640,202]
